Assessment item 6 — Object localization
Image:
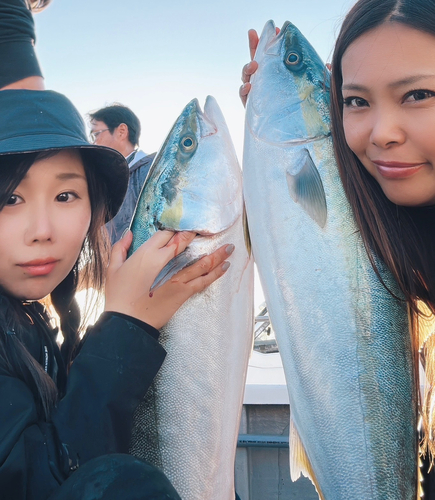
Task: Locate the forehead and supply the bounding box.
[26,149,86,180]
[341,23,435,87]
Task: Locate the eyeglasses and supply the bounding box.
[89,128,109,143]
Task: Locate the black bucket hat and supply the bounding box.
[0,89,129,221]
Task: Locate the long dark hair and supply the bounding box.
[330,0,435,458]
[0,150,111,420]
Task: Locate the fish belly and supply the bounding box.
[243,132,417,499]
[130,220,254,500]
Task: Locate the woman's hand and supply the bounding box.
[239,27,283,107]
[104,230,233,329]
[239,30,259,107]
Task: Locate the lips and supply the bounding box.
[372,160,426,179]
[17,259,59,277]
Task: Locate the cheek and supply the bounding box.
[61,206,92,252]
[409,119,435,159]
[342,114,364,156]
[0,212,23,248]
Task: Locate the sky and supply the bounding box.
[33,0,355,311]
[33,0,355,160]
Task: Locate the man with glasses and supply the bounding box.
[89,104,155,244]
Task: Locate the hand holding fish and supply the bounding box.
[104,229,232,329]
[240,29,259,107]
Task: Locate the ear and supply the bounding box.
[117,123,129,141]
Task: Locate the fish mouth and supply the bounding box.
[264,21,291,56]
[255,20,290,58]
[195,98,218,139]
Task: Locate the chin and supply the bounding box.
[11,291,49,301]
[6,283,55,302]
[382,189,435,208]
[388,198,435,208]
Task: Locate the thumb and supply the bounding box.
[108,230,133,273]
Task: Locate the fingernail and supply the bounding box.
[222,261,231,271]
[226,244,235,255]
[121,228,130,239]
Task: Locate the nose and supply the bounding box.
[24,203,54,245]
[370,108,406,148]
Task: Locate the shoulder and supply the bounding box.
[130,151,156,173]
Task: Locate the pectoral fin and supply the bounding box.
[151,248,204,291]
[290,417,325,500]
[286,149,327,228]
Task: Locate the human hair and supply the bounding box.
[330,0,435,458]
[0,149,111,420]
[89,104,141,147]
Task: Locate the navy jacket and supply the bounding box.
[0,300,165,500]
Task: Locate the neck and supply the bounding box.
[122,144,136,158]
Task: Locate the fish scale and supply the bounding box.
[129,96,254,499]
[243,20,418,499]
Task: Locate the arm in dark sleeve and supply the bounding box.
[51,313,166,465]
[0,0,43,87]
[0,374,68,500]
[0,314,165,499]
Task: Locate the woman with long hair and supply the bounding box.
[328,1,435,492]
[241,0,435,495]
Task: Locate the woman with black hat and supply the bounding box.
[0,4,233,500]
[0,94,233,500]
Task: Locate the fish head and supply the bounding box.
[134,96,242,240]
[247,20,331,145]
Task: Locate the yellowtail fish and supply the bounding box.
[243,20,418,500]
[129,96,254,500]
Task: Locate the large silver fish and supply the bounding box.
[243,20,418,499]
[129,96,254,499]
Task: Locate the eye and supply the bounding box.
[56,192,78,202]
[404,89,435,102]
[285,51,300,66]
[6,194,23,206]
[180,135,196,152]
[343,96,369,108]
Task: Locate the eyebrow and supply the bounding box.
[22,171,87,182]
[342,74,435,91]
[56,172,87,181]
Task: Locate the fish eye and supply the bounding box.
[285,51,301,67]
[181,136,195,152]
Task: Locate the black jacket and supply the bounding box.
[0,299,166,500]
